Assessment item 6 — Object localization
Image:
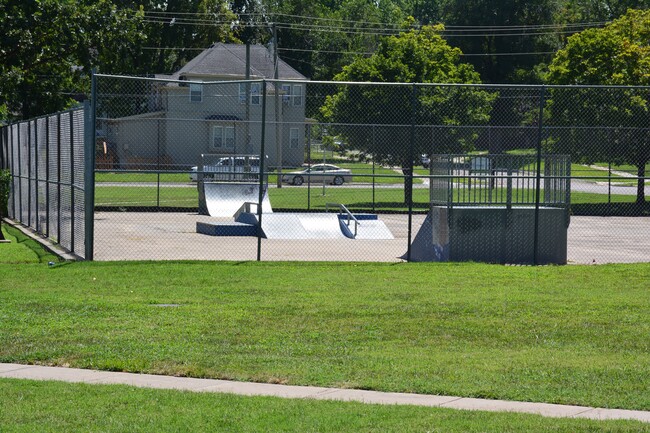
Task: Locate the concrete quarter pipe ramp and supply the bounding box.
[198,182,272,217]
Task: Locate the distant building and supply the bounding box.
[102,43,307,169]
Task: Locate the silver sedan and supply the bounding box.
[282,164,352,186]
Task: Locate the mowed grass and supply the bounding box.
[0,225,61,264]
[94,183,643,210]
[1,379,648,433]
[0,225,650,432]
[1,252,649,412]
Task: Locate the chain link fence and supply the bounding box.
[2,75,648,264]
[0,108,86,258]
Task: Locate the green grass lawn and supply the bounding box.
[0,225,61,264]
[1,256,649,411]
[94,182,643,211]
[593,161,650,175]
[2,225,649,430]
[1,379,648,432]
[95,171,190,183]
[97,163,416,186]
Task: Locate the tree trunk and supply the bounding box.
[636,162,646,206]
[402,167,413,205]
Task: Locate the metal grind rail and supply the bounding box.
[326,202,359,238]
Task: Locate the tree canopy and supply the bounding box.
[320,26,496,200]
[0,0,145,119]
[1,0,648,122]
[546,8,650,205]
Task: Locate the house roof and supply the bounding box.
[172,43,305,81]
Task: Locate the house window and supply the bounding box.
[238,82,262,105]
[250,82,261,105]
[289,128,300,148]
[281,84,291,104]
[213,125,235,148]
[190,83,202,102]
[292,84,303,106]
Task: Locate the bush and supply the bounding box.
[0,169,10,218]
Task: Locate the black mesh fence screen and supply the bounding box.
[1,76,648,264]
[0,108,86,258]
[84,76,649,264]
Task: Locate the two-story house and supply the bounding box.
[103,43,307,169]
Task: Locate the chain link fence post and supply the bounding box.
[256,80,268,262]
[533,85,546,265]
[84,71,97,261]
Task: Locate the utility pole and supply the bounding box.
[245,42,251,155]
[273,23,282,188]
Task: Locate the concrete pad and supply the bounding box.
[572,408,650,422]
[1,364,650,423]
[0,363,35,373]
[441,397,592,418]
[90,372,230,391]
[0,365,109,383]
[310,389,462,407]
[200,381,333,398]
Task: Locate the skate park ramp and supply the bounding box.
[199,182,272,217]
[233,212,394,240]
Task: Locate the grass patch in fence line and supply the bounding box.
[94,182,644,211]
[1,379,647,433]
[0,225,61,264]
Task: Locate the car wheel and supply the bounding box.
[333,175,344,186]
[293,176,304,186]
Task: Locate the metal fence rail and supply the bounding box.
[428,154,571,208]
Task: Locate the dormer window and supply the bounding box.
[190,83,202,102]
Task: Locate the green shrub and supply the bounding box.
[0,169,10,217]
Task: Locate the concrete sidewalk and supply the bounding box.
[2,363,649,423]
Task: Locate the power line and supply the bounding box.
[141,45,556,58]
[140,16,602,39]
[141,47,208,51]
[275,23,602,38]
[279,46,553,57]
[142,9,608,31]
[279,47,372,56]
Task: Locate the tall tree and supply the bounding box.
[0,0,145,120]
[321,25,496,201]
[232,0,270,44]
[122,0,237,75]
[268,0,408,80]
[546,8,650,207]
[558,0,650,22]
[439,0,561,83]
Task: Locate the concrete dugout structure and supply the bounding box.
[410,154,571,265]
